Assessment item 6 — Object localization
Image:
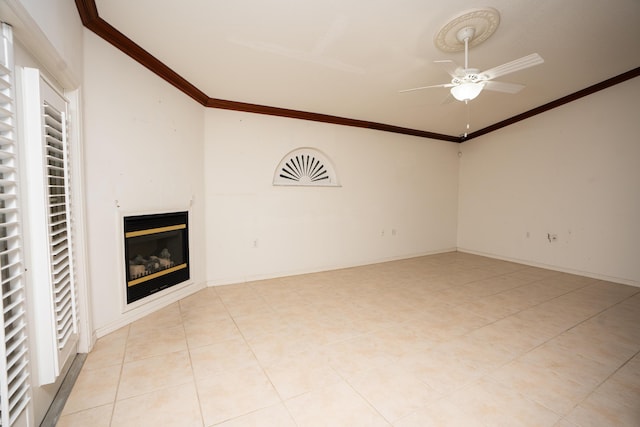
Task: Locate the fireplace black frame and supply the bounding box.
[124,211,190,304]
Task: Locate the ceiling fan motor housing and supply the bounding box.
[451,69,483,85]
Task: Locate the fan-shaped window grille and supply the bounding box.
[273,148,340,187]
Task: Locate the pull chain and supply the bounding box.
[464,99,470,138]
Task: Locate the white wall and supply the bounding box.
[83,31,206,334]
[458,77,640,286]
[0,0,83,87]
[204,109,459,284]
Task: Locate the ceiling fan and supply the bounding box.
[400,26,544,102]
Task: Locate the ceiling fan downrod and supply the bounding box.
[456,26,476,70]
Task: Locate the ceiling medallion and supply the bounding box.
[434,8,500,52]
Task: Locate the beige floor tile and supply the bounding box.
[349,364,441,423]
[501,281,573,308]
[519,342,614,389]
[393,398,486,427]
[577,281,639,305]
[248,328,320,367]
[281,318,336,345]
[436,334,517,370]
[261,289,310,310]
[505,267,560,282]
[563,393,640,427]
[363,324,437,357]
[225,298,276,319]
[214,283,258,300]
[117,350,193,400]
[395,346,487,395]
[183,316,243,349]
[305,316,366,344]
[399,317,463,343]
[214,403,297,427]
[61,364,121,415]
[264,349,342,399]
[326,335,396,380]
[128,302,183,334]
[232,311,289,339]
[196,364,281,426]
[111,381,202,427]
[594,305,640,343]
[274,302,322,324]
[124,323,188,362]
[590,375,640,414]
[537,295,608,325]
[569,354,640,425]
[513,305,583,336]
[213,283,256,301]
[56,404,113,427]
[468,315,557,356]
[181,299,233,324]
[460,293,524,321]
[189,335,259,378]
[451,275,526,301]
[285,380,390,427]
[552,420,580,427]
[426,304,493,336]
[490,358,594,415]
[178,287,222,312]
[448,377,561,426]
[549,321,639,369]
[82,326,128,371]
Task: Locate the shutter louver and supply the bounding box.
[0,23,30,426]
[42,102,76,352]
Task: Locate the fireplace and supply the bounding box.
[124,211,190,304]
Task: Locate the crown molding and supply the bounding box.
[75,0,639,143]
[465,67,640,141]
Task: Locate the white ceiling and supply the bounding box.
[93,0,640,138]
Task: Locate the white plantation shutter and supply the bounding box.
[21,68,78,386]
[0,23,31,426]
[43,101,77,355]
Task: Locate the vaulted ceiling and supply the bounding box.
[77,0,640,141]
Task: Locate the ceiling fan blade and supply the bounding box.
[483,80,526,94]
[398,83,454,93]
[480,53,544,80]
[434,59,464,77]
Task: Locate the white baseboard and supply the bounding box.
[94,281,206,339]
[456,247,639,288]
[206,247,458,287]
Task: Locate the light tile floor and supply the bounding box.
[58,252,640,426]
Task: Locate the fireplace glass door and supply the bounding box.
[124,211,189,304]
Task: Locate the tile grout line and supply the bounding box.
[107,325,131,427]
[553,346,640,426]
[178,298,207,427]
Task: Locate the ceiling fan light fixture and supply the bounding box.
[450,82,483,101]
